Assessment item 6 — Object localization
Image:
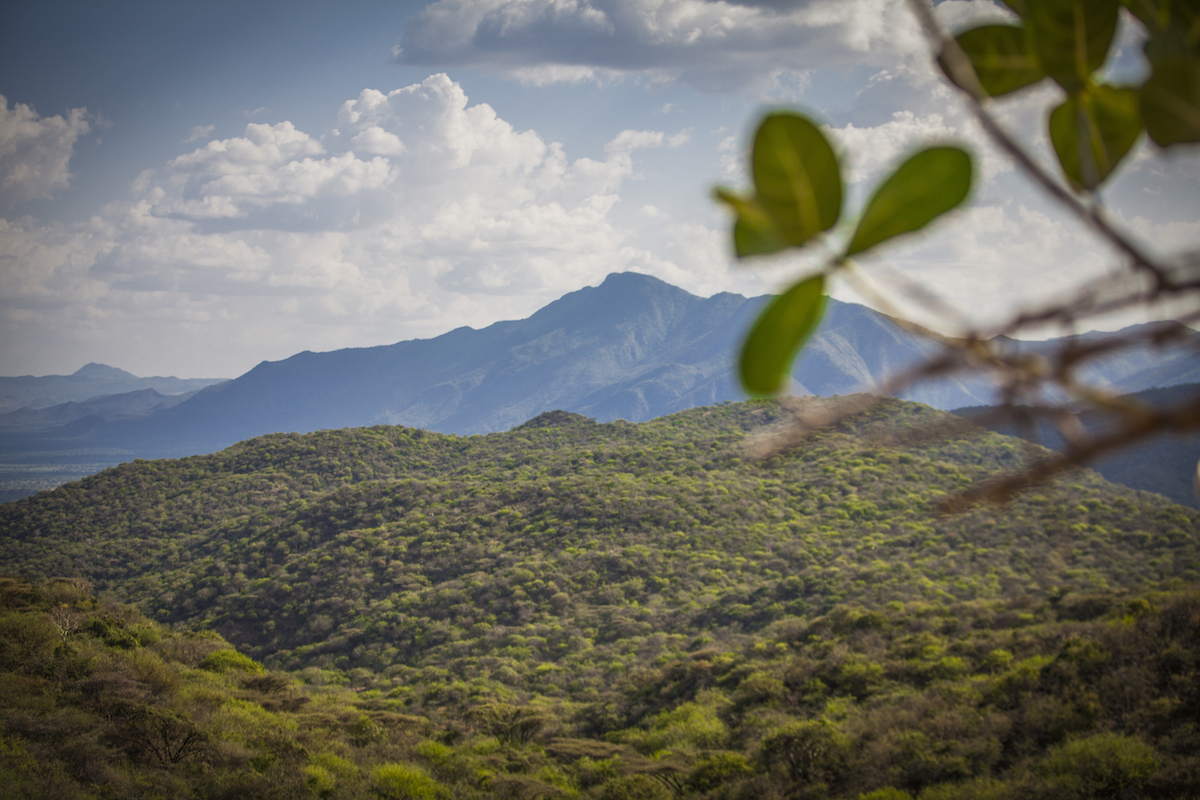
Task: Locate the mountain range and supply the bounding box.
[2,272,1197,503]
[0,362,225,414]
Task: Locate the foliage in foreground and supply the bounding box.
[1,576,1198,798]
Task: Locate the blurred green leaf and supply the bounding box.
[1027,0,1120,91]
[712,187,791,258]
[1121,0,1200,37]
[845,147,973,257]
[1049,85,1143,189]
[751,113,843,248]
[739,274,827,396]
[943,25,1045,96]
[1140,52,1200,144]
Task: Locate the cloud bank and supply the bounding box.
[0,95,91,208]
[0,75,702,376]
[3,0,1194,378]
[393,0,929,90]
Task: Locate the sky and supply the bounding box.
[1,0,1197,379]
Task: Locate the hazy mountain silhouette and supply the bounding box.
[2,272,1196,468]
[956,383,1200,507]
[0,363,226,414]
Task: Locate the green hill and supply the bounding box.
[3,576,1199,799]
[2,398,1195,696]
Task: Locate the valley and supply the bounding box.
[1,398,1198,798]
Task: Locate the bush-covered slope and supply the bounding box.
[2,399,1195,695]
[3,577,1199,799]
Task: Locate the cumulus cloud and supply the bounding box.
[392,0,929,91]
[183,124,215,143]
[833,110,960,184]
[0,74,702,375]
[0,95,91,208]
[148,121,397,220]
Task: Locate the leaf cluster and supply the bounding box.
[714,117,972,395]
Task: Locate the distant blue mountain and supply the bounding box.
[2,271,1197,468]
[955,384,1200,508]
[0,363,226,414]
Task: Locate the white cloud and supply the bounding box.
[183,124,215,143]
[0,95,91,208]
[833,110,960,184]
[934,0,1015,32]
[0,75,697,376]
[350,126,407,155]
[841,199,1121,336]
[148,121,397,219]
[393,0,928,91]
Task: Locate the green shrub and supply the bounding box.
[1036,732,1159,799]
[860,789,914,800]
[598,774,672,800]
[311,751,356,779]
[371,763,450,800]
[303,764,336,797]
[688,752,753,793]
[198,648,265,674]
[918,777,1015,800]
[0,613,59,670]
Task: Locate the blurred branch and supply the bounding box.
[740,1,1200,510]
[904,0,1176,291]
[747,301,1200,508]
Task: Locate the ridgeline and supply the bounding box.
[1,398,1198,797]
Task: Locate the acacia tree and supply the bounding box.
[716,0,1200,507]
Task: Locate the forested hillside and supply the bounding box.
[3,400,1200,797]
[3,575,1199,798]
[3,399,1195,690]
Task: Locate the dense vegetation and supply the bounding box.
[2,399,1196,691]
[2,398,1198,796]
[3,575,1198,798]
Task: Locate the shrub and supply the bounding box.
[371,763,450,800]
[303,764,336,797]
[1036,732,1159,800]
[198,648,265,675]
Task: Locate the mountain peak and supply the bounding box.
[516,410,597,430]
[594,271,691,298]
[73,363,137,379]
[599,271,666,288]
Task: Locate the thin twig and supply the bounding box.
[904,0,1175,290]
[745,1,1200,510]
[938,393,1200,512]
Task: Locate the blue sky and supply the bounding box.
[2,0,1197,378]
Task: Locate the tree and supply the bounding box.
[715,0,1200,508]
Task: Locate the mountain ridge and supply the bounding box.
[0,362,227,414]
[2,272,1197,503]
[3,397,1195,677]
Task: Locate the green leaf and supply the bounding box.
[1140,52,1200,145]
[751,112,843,248]
[712,187,790,258]
[943,25,1045,96]
[1121,0,1200,37]
[845,147,973,257]
[1027,0,1120,91]
[739,275,827,396]
[1049,85,1143,189]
